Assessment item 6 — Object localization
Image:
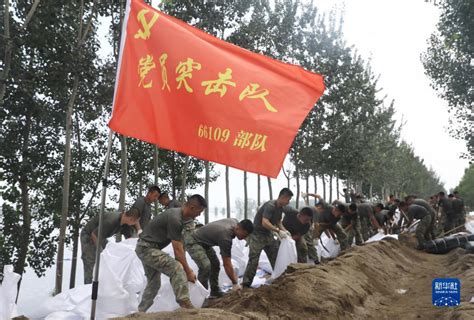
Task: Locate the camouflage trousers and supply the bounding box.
[185,236,220,291]
[295,236,308,263]
[415,215,433,247]
[341,218,363,246]
[135,239,189,312]
[360,216,371,241]
[182,220,196,251]
[242,232,279,287]
[80,231,97,285]
[303,227,319,262]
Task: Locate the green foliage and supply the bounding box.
[456,164,474,208]
[422,0,473,160]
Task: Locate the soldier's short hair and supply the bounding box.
[125,207,140,219]
[186,194,208,209]
[238,219,254,234]
[148,185,161,194]
[349,203,357,211]
[278,188,294,198]
[299,207,314,218]
[375,203,384,210]
[336,204,346,213]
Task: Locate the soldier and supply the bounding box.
[398,201,432,250]
[308,194,348,250]
[283,207,314,263]
[357,202,381,241]
[186,218,253,297]
[452,191,466,229]
[343,203,363,245]
[158,192,182,210]
[132,185,161,232]
[135,194,207,311]
[81,208,140,284]
[438,191,454,232]
[242,188,294,288]
[341,188,351,203]
[405,195,437,239]
[373,203,391,233]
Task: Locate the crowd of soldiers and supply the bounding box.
[79,185,468,311]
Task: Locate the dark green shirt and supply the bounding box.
[407,204,429,221]
[139,207,190,249]
[253,200,285,235]
[283,210,310,236]
[132,196,152,229]
[81,212,123,247]
[193,218,238,257]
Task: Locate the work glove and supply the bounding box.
[279,230,289,239]
[272,231,282,240]
[377,228,384,235]
[232,283,242,292]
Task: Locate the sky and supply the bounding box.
[97,0,470,217]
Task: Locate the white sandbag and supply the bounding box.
[147,280,209,312]
[231,239,249,277]
[317,233,340,259]
[44,311,83,320]
[465,220,474,234]
[271,238,297,279]
[365,233,398,243]
[0,265,21,320]
[258,251,272,274]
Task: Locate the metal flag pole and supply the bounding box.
[90,129,113,319]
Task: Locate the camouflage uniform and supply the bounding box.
[136,240,189,311]
[185,235,220,291]
[295,236,309,263]
[182,220,196,251]
[320,223,349,250]
[340,214,363,246]
[242,232,279,286]
[303,226,319,262]
[415,215,432,247]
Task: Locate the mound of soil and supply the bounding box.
[115,238,474,320]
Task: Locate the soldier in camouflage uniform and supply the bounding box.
[187,218,253,297]
[135,194,207,311]
[343,203,364,245]
[282,206,314,263]
[80,208,140,284]
[399,201,432,250]
[242,188,294,288]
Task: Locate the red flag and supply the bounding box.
[109,0,325,177]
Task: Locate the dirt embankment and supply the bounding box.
[116,238,474,320]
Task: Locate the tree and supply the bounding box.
[422,0,473,160]
[455,164,474,208]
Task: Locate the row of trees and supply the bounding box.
[0,0,444,292]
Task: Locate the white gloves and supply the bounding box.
[232,283,242,292]
[279,230,291,239]
[377,228,384,234]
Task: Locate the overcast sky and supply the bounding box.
[101,0,470,216]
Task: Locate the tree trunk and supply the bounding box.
[204,161,210,224]
[153,146,159,215]
[244,171,248,219]
[329,174,333,203]
[15,113,32,297]
[0,0,12,103]
[55,74,79,295]
[305,175,309,205]
[369,183,373,200]
[69,114,83,289]
[257,174,261,207]
[336,174,340,201]
[116,135,127,243]
[313,175,317,205]
[295,163,300,209]
[225,166,230,218]
[171,152,176,198]
[322,175,326,200]
[180,156,190,203]
[267,177,273,200]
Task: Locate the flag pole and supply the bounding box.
[90,0,130,317]
[90,129,113,319]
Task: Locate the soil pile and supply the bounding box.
[115,238,474,320]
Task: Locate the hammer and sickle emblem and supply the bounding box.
[134,9,159,40]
